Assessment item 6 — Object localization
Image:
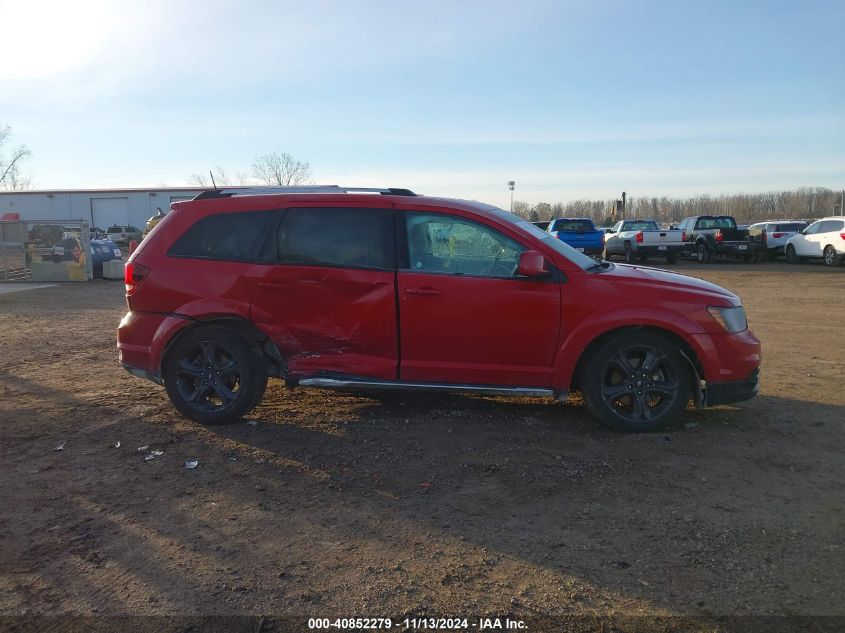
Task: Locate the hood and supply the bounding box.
[598,263,739,304]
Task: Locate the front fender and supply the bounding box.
[552,306,713,391]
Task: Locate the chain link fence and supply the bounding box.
[0,220,94,281]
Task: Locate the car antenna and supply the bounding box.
[209,170,217,188]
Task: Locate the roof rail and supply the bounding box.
[192,185,417,200]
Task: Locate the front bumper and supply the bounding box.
[706,368,760,406]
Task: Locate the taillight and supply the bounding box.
[124,261,150,296]
[772,232,786,239]
[636,231,643,243]
[840,233,845,240]
[601,232,606,244]
[715,231,723,243]
[681,230,687,242]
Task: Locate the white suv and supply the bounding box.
[748,220,807,260]
[785,217,845,266]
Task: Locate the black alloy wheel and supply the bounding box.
[582,333,691,432]
[164,326,267,425]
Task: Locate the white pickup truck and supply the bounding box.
[603,219,686,264]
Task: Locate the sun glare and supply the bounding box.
[0,0,113,80]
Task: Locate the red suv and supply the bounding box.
[117,186,761,432]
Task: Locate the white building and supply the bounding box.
[0,187,207,229]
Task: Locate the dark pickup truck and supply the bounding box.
[677,215,763,263]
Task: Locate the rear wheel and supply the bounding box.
[785,244,799,264]
[164,326,267,425]
[696,243,711,263]
[624,246,636,264]
[581,332,691,432]
[823,245,838,267]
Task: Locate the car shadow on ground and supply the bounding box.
[5,370,844,628]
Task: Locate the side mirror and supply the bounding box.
[517,250,548,277]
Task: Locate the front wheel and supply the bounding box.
[581,332,692,432]
[823,245,838,267]
[164,326,268,425]
[785,244,799,264]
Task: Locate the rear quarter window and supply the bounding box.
[168,211,273,261]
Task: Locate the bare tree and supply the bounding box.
[0,124,32,191]
[189,166,249,188]
[251,152,313,186]
[512,200,530,218]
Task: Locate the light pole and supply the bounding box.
[508,180,515,213]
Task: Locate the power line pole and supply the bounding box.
[508,181,515,213]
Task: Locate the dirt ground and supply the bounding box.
[1,260,843,632]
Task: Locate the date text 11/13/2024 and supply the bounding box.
[308,617,527,630]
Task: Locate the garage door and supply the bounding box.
[91,197,129,229]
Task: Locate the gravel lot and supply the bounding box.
[1,261,843,632]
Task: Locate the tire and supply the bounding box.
[666,253,677,264]
[785,244,799,264]
[823,245,838,267]
[638,255,648,263]
[696,243,711,264]
[624,246,636,264]
[581,332,692,432]
[164,326,268,425]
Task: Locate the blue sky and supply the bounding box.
[1,0,843,208]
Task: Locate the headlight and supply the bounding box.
[707,306,747,333]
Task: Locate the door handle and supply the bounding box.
[257,280,292,289]
[405,287,441,296]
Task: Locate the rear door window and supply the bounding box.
[274,207,394,270]
[168,211,273,261]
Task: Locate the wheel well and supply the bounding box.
[161,317,285,379]
[570,325,705,394]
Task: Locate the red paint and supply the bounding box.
[117,192,761,398]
